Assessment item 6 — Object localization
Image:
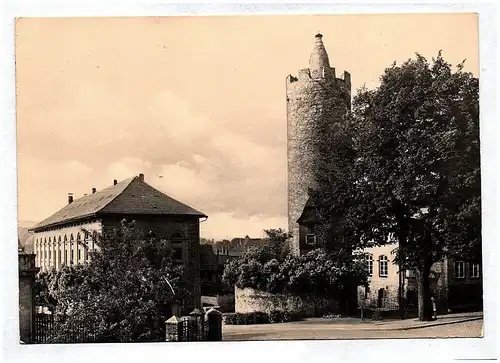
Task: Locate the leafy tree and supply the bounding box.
[46,220,187,343]
[312,52,480,321]
[34,269,58,312]
[222,229,368,301]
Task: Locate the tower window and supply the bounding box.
[305,234,317,245]
[379,255,388,277]
[454,261,465,279]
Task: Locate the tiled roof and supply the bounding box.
[31,176,206,232]
[297,197,320,225]
[100,177,206,217]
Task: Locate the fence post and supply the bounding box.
[165,315,181,342]
[18,250,39,343]
[189,309,204,341]
[205,308,222,341]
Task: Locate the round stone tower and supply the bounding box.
[286,33,352,255]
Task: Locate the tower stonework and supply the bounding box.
[286,33,351,255]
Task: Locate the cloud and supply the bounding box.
[146,89,213,142]
[192,154,207,164]
[200,212,288,240]
[151,162,214,204]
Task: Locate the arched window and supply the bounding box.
[49,237,52,243]
[64,235,67,242]
[379,255,388,277]
[366,254,373,276]
[69,234,74,264]
[170,231,184,239]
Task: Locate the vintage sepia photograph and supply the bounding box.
[15,13,483,345]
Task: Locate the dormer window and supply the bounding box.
[305,234,317,245]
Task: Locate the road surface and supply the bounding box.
[222,317,483,341]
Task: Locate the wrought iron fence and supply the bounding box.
[34,314,98,344]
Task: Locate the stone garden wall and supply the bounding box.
[235,287,339,317]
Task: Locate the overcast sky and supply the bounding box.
[16,14,478,240]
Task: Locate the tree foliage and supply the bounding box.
[41,220,187,343]
[310,52,480,320]
[222,229,368,297]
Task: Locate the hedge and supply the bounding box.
[223,310,303,325]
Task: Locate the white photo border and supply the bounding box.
[1,1,497,362]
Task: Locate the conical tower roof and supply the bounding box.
[309,33,331,77]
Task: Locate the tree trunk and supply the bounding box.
[416,263,433,321]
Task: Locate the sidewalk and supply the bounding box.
[222,311,483,334]
[310,311,484,331]
[367,311,483,331]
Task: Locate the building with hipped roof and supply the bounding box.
[30,173,207,310]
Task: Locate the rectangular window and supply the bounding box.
[305,234,317,245]
[471,263,480,278]
[366,255,373,276]
[454,261,465,279]
[379,256,388,277]
[78,249,81,261]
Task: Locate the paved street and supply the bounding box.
[222,312,483,341]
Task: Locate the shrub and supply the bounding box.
[268,309,303,323]
[268,309,283,323]
[222,240,369,298]
[223,312,269,325]
[223,310,303,325]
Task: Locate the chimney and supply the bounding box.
[139,173,145,182]
[92,188,97,194]
[113,179,118,185]
[68,193,74,204]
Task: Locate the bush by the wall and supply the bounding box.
[223,312,269,325]
[268,309,304,323]
[224,310,303,325]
